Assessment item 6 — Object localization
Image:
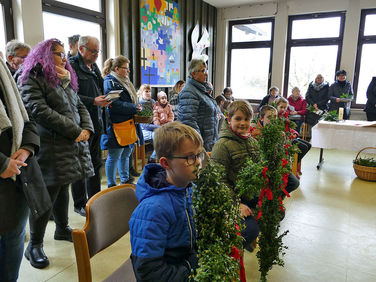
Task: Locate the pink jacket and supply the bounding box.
[153,101,174,125]
[287,95,307,116]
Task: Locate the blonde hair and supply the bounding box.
[102,55,130,77]
[227,100,253,120]
[137,84,151,97]
[154,121,203,159]
[275,97,288,106]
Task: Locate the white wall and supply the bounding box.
[215,0,376,101]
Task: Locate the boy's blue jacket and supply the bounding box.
[129,163,197,281]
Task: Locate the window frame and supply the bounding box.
[353,8,376,108]
[0,0,15,41]
[41,0,107,62]
[227,17,275,103]
[283,11,346,98]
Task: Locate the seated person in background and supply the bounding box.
[221,87,234,109]
[215,95,226,134]
[305,74,329,111]
[275,97,311,177]
[138,84,158,162]
[129,121,201,281]
[258,86,280,112]
[153,91,174,125]
[328,70,353,120]
[168,80,185,120]
[287,87,307,134]
[211,101,260,252]
[251,103,300,193]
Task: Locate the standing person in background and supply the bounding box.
[178,59,219,152]
[169,80,185,120]
[69,36,111,216]
[364,77,376,121]
[0,57,42,281]
[67,34,80,59]
[328,70,353,120]
[5,40,30,76]
[305,74,329,111]
[258,86,280,112]
[101,55,142,187]
[18,38,94,269]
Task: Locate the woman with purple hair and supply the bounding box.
[17,38,94,269]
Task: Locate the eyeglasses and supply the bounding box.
[198,69,208,74]
[118,66,130,70]
[14,55,27,59]
[167,151,205,165]
[83,45,101,55]
[53,52,66,59]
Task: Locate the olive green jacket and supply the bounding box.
[211,121,260,192]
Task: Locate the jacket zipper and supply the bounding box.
[185,188,193,250]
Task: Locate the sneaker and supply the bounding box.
[74,207,86,217]
[129,167,141,177]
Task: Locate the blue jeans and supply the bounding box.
[0,186,29,282]
[142,130,157,160]
[105,145,133,187]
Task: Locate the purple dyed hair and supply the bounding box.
[20,38,78,92]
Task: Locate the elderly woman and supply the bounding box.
[18,38,94,269]
[258,86,280,112]
[306,74,329,111]
[328,70,354,120]
[178,59,219,151]
[287,87,307,133]
[101,55,142,187]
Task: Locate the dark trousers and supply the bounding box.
[241,216,259,249]
[71,133,102,209]
[29,184,69,246]
[366,112,376,121]
[293,138,312,163]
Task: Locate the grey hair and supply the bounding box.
[78,36,99,48]
[6,40,30,57]
[188,59,206,75]
[269,86,279,93]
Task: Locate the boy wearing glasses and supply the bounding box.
[129,121,203,281]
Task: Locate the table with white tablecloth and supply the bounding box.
[311,120,376,169]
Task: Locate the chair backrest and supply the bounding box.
[72,184,139,282]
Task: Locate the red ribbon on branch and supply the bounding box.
[257,167,273,220]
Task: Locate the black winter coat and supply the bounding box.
[364,77,376,114]
[258,94,281,112]
[305,82,329,111]
[328,81,353,119]
[69,53,104,134]
[0,89,50,234]
[18,66,94,187]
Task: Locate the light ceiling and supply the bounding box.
[203,0,272,8]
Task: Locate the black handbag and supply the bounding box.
[305,111,322,126]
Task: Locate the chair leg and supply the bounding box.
[292,153,298,177]
[140,144,146,169]
[133,145,139,173]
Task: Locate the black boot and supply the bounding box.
[54,226,73,242]
[129,167,140,177]
[24,243,50,269]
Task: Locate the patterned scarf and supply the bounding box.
[110,71,138,104]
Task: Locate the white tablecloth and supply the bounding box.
[311,120,376,152]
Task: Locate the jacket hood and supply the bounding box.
[135,163,187,202]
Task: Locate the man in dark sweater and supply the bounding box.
[5,40,30,76]
[69,36,111,216]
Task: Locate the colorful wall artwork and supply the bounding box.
[140,0,180,87]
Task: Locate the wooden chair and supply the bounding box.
[292,153,299,177]
[72,184,139,282]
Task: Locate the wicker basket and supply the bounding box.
[133,114,153,124]
[353,147,376,181]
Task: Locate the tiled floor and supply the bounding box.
[18,148,376,282]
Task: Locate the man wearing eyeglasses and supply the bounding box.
[69,36,110,216]
[5,40,30,76]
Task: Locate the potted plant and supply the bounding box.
[134,108,153,123]
[353,147,376,181]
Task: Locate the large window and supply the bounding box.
[353,9,376,106]
[42,0,106,67]
[227,18,274,101]
[284,12,345,98]
[0,0,14,56]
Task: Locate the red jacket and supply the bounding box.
[287,95,307,116]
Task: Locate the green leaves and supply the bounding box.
[137,108,153,116]
[354,157,376,167]
[323,110,339,121]
[193,162,242,282]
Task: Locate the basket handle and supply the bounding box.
[355,147,376,160]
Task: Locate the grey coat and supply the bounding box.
[178,77,219,151]
[18,66,94,187]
